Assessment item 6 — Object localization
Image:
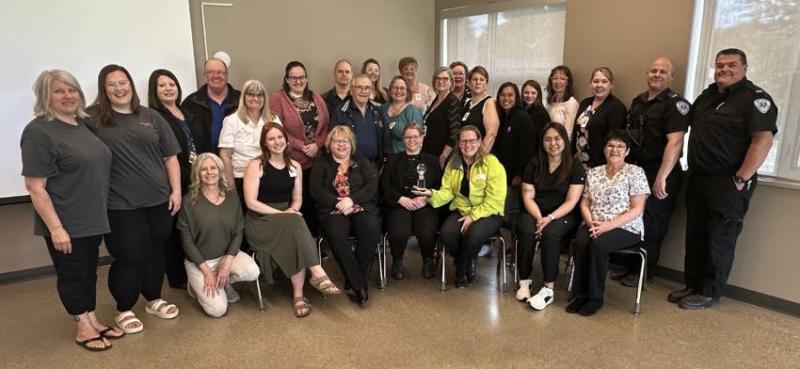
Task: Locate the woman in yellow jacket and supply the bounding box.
[415,125,506,288]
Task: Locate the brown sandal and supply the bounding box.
[293,297,312,318]
[309,275,341,296]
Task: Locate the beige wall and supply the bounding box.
[187,0,435,98]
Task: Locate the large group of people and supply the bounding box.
[20,48,777,351]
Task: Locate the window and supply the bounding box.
[441,3,566,95]
[687,0,800,181]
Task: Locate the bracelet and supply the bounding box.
[547,214,556,221]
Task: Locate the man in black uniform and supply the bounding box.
[615,57,689,287]
[669,48,777,310]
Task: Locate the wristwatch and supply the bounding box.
[733,175,748,185]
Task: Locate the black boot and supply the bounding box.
[422,257,435,279]
[466,258,477,283]
[391,258,405,280]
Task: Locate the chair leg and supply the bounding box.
[497,236,507,293]
[634,249,648,315]
[513,239,519,286]
[255,276,265,311]
[317,237,324,266]
[378,237,386,290]
[567,255,575,298]
[440,241,447,292]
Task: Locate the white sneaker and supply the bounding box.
[529,286,554,310]
[515,279,532,301]
[478,244,493,257]
[224,283,240,303]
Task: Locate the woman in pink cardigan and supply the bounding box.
[269,60,330,235]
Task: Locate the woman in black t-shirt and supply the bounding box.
[517,123,585,311]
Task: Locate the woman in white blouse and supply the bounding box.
[566,131,650,316]
[544,65,580,138]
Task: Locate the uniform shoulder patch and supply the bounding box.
[754,99,771,114]
[676,101,690,115]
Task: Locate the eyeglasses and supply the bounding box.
[390,86,407,92]
[434,77,450,82]
[332,139,350,145]
[459,138,480,146]
[286,76,307,83]
[353,85,372,92]
[245,93,264,99]
[403,135,422,141]
[605,143,627,150]
[205,70,227,77]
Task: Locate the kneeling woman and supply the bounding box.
[568,131,649,316]
[244,123,341,317]
[310,126,380,306]
[415,125,506,288]
[516,123,585,310]
[177,153,260,317]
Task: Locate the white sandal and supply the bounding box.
[115,311,144,334]
[145,299,180,319]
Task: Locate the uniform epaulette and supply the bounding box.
[744,80,769,96]
[339,100,351,112]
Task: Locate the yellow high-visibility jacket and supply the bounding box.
[429,154,506,220]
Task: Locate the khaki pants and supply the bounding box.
[184,251,259,317]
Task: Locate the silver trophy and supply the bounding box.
[416,163,427,188]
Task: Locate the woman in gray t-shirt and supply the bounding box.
[21,69,122,351]
[87,64,182,334]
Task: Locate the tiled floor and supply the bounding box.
[2,251,798,369]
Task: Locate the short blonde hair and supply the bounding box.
[324,125,357,154]
[32,69,88,120]
[236,79,275,124]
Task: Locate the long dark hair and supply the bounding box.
[537,122,574,184]
[147,69,183,113]
[259,122,295,171]
[281,60,313,100]
[545,65,575,105]
[521,79,544,108]
[88,64,141,127]
[495,82,522,115]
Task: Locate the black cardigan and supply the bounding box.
[493,107,537,183]
[309,153,380,215]
[572,94,627,167]
[153,106,194,192]
[422,91,461,158]
[380,151,443,208]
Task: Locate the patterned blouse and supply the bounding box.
[331,171,363,215]
[583,164,650,238]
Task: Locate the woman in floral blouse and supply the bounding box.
[567,130,650,316]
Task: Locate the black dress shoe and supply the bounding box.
[609,268,631,281]
[679,294,718,310]
[466,258,477,283]
[667,287,695,303]
[565,298,586,314]
[454,277,468,289]
[578,298,604,316]
[354,288,369,306]
[391,259,405,280]
[422,257,435,279]
[620,273,649,288]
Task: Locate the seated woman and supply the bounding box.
[516,123,585,310]
[177,153,260,318]
[244,123,342,317]
[310,126,380,306]
[381,123,442,280]
[567,131,649,316]
[381,76,424,155]
[414,125,506,288]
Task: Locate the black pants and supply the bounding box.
[105,203,173,311]
[684,172,755,298]
[319,211,380,291]
[384,205,439,260]
[439,211,503,279]
[572,225,641,299]
[517,212,579,282]
[301,168,321,237]
[234,177,251,252]
[45,235,103,315]
[503,184,522,232]
[620,161,682,276]
[164,222,187,288]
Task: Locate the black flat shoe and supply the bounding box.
[679,294,718,310]
[454,277,468,289]
[391,259,405,280]
[422,257,435,279]
[667,287,695,303]
[466,258,477,283]
[609,268,631,281]
[578,298,604,316]
[565,298,586,314]
[354,288,369,306]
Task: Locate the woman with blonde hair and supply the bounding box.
[21,69,122,351]
[177,153,260,317]
[414,125,507,288]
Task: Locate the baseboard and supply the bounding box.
[0,256,112,285]
[653,265,800,318]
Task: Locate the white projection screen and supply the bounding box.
[0,0,197,199]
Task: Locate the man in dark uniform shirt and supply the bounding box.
[322,59,352,120]
[615,57,689,287]
[669,48,777,310]
[331,74,389,166]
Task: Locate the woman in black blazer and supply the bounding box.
[381,123,443,280]
[572,67,628,169]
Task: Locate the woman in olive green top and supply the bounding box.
[177,153,260,317]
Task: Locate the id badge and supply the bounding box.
[189,151,197,166]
